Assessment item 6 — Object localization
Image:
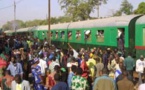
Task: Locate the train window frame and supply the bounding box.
[143,28,145,46]
[96,30,104,42]
[75,30,81,40]
[84,30,91,40]
[60,31,65,39]
[68,31,72,39]
[55,31,58,39]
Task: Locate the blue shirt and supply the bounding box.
[51,82,69,90]
[7,62,23,77]
[67,72,74,88]
[31,65,42,84]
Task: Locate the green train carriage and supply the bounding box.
[135,15,145,58]
[35,15,142,57]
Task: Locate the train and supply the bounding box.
[4,15,145,58]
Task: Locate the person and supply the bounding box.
[52,73,69,90]
[117,71,134,90]
[49,56,59,73]
[93,68,116,90]
[136,55,145,85]
[94,57,104,79]
[38,53,47,84]
[71,68,89,90]
[11,74,30,90]
[7,56,23,78]
[31,58,44,90]
[67,65,77,90]
[1,70,14,90]
[124,53,135,78]
[67,43,78,59]
[138,83,145,90]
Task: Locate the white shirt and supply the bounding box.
[72,49,78,58]
[136,59,144,73]
[38,59,47,76]
[49,61,59,73]
[138,84,145,90]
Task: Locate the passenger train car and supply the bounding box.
[4,15,145,58]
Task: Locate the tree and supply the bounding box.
[113,0,133,16]
[120,0,133,15]
[58,0,107,21]
[134,2,145,14]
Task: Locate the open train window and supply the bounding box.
[42,32,45,36]
[55,31,58,39]
[68,31,72,39]
[51,32,53,37]
[143,28,145,46]
[76,30,81,40]
[84,30,91,40]
[96,30,104,42]
[60,31,65,39]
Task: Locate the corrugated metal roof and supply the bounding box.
[136,15,145,24]
[68,15,140,29]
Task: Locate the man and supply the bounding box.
[11,74,30,90]
[94,57,104,78]
[52,73,68,90]
[124,53,135,78]
[67,65,77,89]
[38,54,47,84]
[7,56,23,77]
[136,55,145,85]
[138,83,145,90]
[93,68,116,90]
[31,58,45,90]
[117,71,134,90]
[1,70,14,90]
[49,56,59,73]
[71,68,89,90]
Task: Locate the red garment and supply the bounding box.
[0,58,7,68]
[80,60,89,79]
[47,74,55,89]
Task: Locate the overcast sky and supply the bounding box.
[0,0,144,27]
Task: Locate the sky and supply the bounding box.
[0,0,144,27]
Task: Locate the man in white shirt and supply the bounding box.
[136,55,145,85]
[138,83,145,90]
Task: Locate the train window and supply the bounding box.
[55,31,58,39]
[143,28,145,46]
[96,30,104,42]
[68,31,72,39]
[42,32,45,36]
[51,32,53,37]
[76,30,81,40]
[60,31,65,39]
[84,30,91,40]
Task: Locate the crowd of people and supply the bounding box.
[0,35,145,90]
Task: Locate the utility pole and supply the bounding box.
[14,0,16,35]
[48,0,51,45]
[97,4,99,18]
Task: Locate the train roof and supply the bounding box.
[37,15,140,30]
[68,15,140,29]
[136,15,145,24]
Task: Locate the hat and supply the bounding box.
[107,48,111,50]
[49,54,54,60]
[89,53,93,58]
[33,58,39,63]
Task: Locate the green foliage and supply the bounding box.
[114,0,133,16]
[134,2,145,14]
[2,16,72,30]
[58,0,107,21]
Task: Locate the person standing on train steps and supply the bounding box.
[136,55,145,85]
[124,52,135,80]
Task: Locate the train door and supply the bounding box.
[117,28,125,51]
[143,28,145,46]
